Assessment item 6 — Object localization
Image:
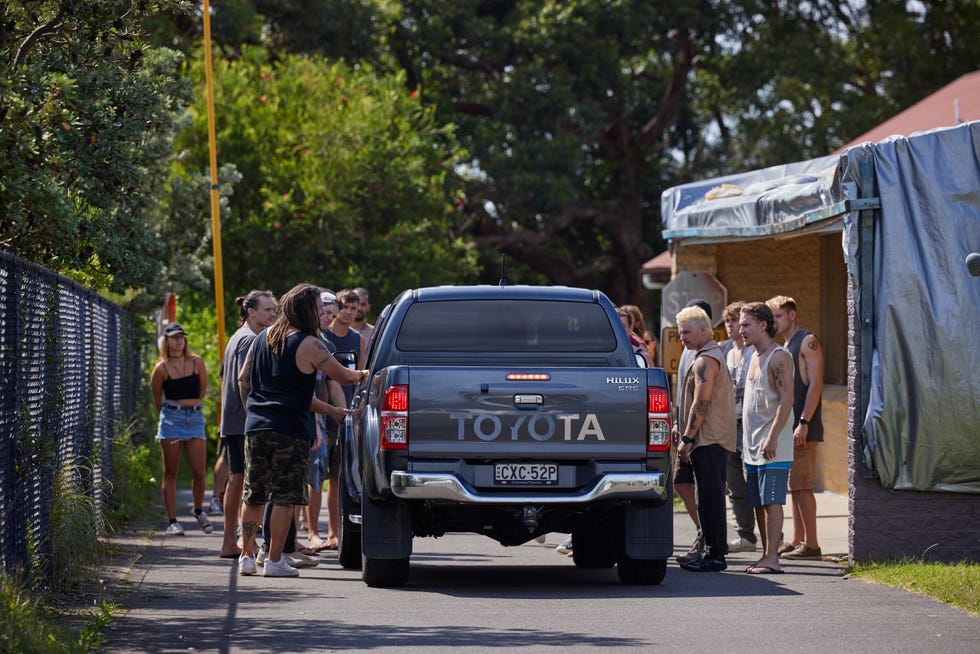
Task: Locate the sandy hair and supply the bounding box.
[723,301,746,321]
[767,295,797,314]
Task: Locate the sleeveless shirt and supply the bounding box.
[244,330,316,438]
[786,328,824,442]
[679,341,737,452]
[742,345,794,465]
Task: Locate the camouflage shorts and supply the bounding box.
[243,430,310,506]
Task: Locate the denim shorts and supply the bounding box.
[156,402,206,441]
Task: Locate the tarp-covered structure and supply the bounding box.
[661,121,980,493]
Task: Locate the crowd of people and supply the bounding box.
[152,284,374,577]
[667,296,825,574]
[154,287,823,578]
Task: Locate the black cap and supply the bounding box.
[684,298,712,320]
[163,323,185,337]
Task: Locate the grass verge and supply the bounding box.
[1,418,160,652]
[846,559,980,617]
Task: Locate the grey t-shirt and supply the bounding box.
[219,324,256,437]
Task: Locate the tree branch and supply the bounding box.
[637,33,697,150]
[14,9,65,68]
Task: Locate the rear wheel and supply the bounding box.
[362,554,410,588]
[616,554,667,585]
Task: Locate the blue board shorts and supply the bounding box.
[745,462,791,508]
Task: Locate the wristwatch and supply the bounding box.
[681,436,696,444]
[799,417,810,426]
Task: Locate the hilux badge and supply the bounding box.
[606,376,640,384]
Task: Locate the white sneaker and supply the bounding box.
[208,497,224,515]
[194,511,214,534]
[555,536,572,555]
[728,536,757,553]
[263,556,299,577]
[256,548,268,567]
[284,550,320,569]
[238,555,256,576]
[166,522,185,536]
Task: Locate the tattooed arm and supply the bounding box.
[764,349,796,459]
[677,355,720,459]
[302,336,367,385]
[794,333,825,444]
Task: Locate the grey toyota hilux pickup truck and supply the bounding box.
[337,284,673,587]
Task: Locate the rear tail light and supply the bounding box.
[647,387,671,452]
[381,384,408,450]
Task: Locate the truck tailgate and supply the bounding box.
[405,366,648,460]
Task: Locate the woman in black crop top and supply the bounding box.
[150,322,213,536]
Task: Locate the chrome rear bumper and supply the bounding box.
[389,471,666,504]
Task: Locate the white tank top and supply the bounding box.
[742,345,795,465]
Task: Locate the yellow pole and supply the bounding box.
[202,0,226,363]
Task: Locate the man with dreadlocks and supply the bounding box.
[235,283,370,578]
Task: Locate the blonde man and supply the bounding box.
[767,296,824,561]
[675,306,737,572]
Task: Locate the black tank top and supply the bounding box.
[162,362,200,400]
[244,330,316,438]
[787,328,823,442]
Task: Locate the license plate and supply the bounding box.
[494,463,559,486]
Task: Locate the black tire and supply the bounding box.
[337,447,362,569]
[572,527,616,569]
[616,554,667,585]
[362,554,410,588]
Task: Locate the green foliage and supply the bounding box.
[388,0,719,309]
[689,1,980,169]
[49,463,106,592]
[0,1,194,300]
[0,573,113,654]
[847,559,980,617]
[172,45,479,321]
[104,420,162,528]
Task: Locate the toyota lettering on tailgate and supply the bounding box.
[449,412,606,442]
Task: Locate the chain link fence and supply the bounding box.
[0,249,139,579]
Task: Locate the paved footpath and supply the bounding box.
[98,490,978,653]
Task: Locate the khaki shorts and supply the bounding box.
[788,441,818,491]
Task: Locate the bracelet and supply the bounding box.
[681,436,696,444]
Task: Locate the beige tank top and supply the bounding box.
[742,345,794,465]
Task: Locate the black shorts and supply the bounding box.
[223,434,246,475]
[674,457,695,485]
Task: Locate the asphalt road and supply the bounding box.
[99,506,978,654]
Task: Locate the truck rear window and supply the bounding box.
[395,300,618,352]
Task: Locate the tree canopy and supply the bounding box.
[171,45,479,319]
[0,0,193,299]
[2,0,976,318]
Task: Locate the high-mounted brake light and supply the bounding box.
[381,384,408,450]
[506,373,551,381]
[647,387,671,452]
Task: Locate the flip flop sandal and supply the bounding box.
[745,565,784,574]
